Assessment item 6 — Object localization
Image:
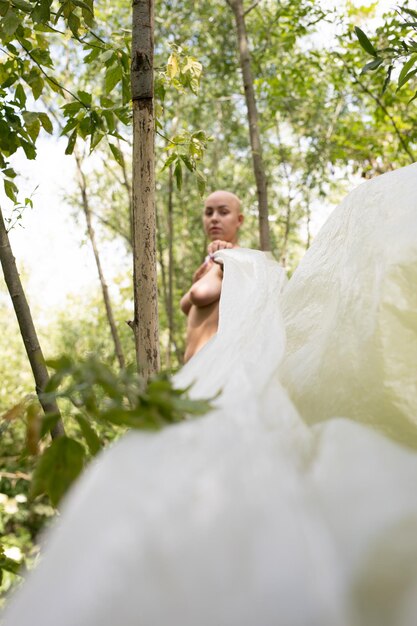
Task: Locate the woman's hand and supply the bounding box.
[207,240,234,255]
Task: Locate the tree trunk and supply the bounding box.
[227,0,271,251]
[116,135,134,246]
[131,0,160,378]
[167,163,174,362]
[155,201,170,365]
[0,206,64,438]
[155,194,182,367]
[75,152,126,370]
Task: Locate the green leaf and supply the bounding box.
[0,2,9,18]
[14,83,26,107]
[161,152,177,171]
[4,178,17,201]
[31,0,52,23]
[40,412,60,438]
[167,53,179,79]
[26,71,44,99]
[90,130,104,151]
[174,159,182,190]
[62,101,83,116]
[77,90,92,106]
[20,139,36,159]
[402,7,417,19]
[2,167,16,178]
[108,142,124,167]
[361,57,383,73]
[354,26,377,57]
[83,46,101,64]
[398,55,417,89]
[0,545,22,577]
[60,116,79,135]
[105,64,122,94]
[29,48,52,68]
[13,0,32,11]
[45,76,63,96]
[121,75,130,104]
[102,109,115,133]
[2,8,21,35]
[100,49,115,64]
[65,128,78,155]
[180,154,195,172]
[196,170,206,196]
[398,68,417,90]
[38,112,53,134]
[99,95,114,108]
[74,414,101,456]
[30,436,85,507]
[81,5,94,27]
[67,11,80,36]
[73,0,93,14]
[381,65,393,95]
[22,110,41,142]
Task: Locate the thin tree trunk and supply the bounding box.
[155,202,170,366]
[227,0,271,251]
[167,163,174,362]
[155,195,182,367]
[75,152,126,370]
[0,206,64,438]
[131,0,160,378]
[116,136,134,246]
[276,121,292,266]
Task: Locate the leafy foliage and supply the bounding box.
[0,353,213,588]
[26,355,212,507]
[355,4,417,100]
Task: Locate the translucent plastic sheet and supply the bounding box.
[4,164,417,626]
[280,162,417,446]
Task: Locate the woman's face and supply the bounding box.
[203,191,243,243]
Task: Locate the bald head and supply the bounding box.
[203,190,244,244]
[204,190,242,214]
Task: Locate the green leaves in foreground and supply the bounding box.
[28,356,213,507]
[0,544,22,586]
[30,436,85,508]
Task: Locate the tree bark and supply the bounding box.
[167,163,174,362]
[131,0,160,378]
[75,152,126,370]
[155,201,170,365]
[116,135,134,246]
[0,206,64,438]
[227,0,271,251]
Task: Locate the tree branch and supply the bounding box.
[244,1,261,16]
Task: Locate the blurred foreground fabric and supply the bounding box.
[4,163,417,626]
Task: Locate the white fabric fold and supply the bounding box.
[4,164,417,626]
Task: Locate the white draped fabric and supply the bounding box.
[4,163,417,626]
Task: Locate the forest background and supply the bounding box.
[1,0,416,605]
